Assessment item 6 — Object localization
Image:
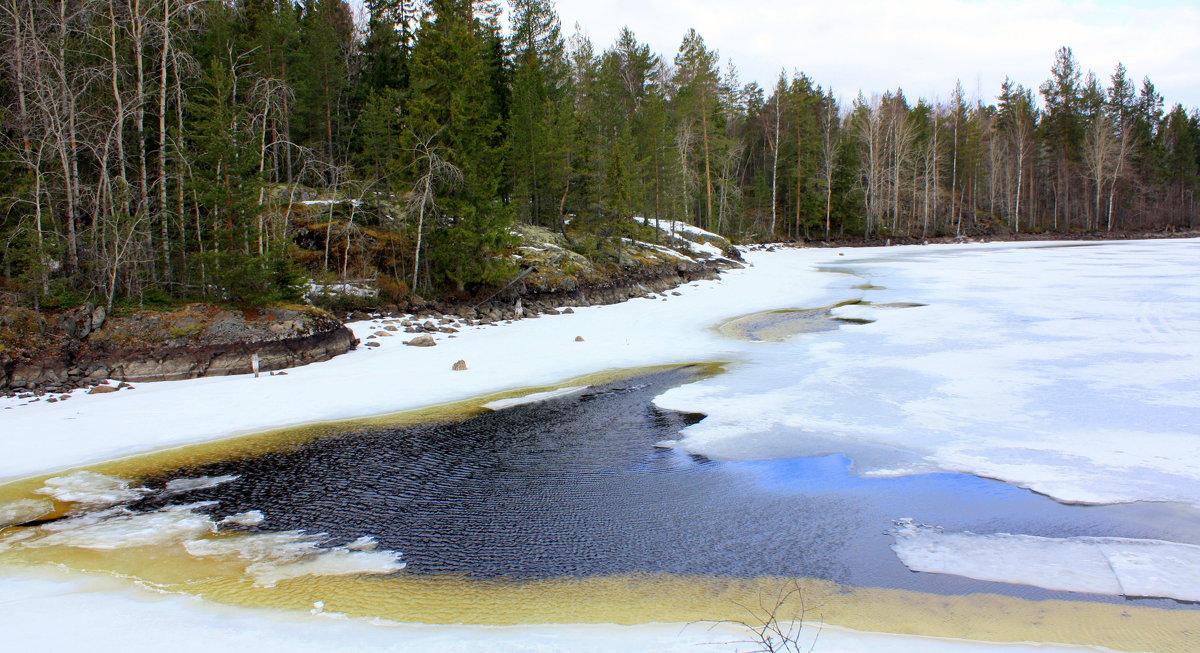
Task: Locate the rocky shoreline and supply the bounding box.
[0,305,356,396]
[0,253,736,397]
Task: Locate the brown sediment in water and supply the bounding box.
[714,300,878,342]
[0,544,1196,653]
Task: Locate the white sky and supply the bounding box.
[550,0,1200,110]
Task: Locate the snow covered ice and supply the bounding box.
[890,520,1200,602]
[658,240,1200,508]
[1,237,1198,651]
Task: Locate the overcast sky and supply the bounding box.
[549,0,1200,110]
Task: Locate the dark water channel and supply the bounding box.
[129,366,1196,609]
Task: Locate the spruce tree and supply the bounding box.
[405,0,513,292]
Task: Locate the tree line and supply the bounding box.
[1,0,1197,312]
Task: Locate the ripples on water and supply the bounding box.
[118,366,1194,609]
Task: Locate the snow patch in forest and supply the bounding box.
[305,280,378,299]
[632,216,729,258]
[889,520,1200,602]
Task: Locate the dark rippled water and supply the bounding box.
[128,366,1196,607]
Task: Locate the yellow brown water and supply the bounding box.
[1,364,1197,652]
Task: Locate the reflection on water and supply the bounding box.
[103,367,1197,608]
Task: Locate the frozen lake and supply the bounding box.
[2,238,1198,652]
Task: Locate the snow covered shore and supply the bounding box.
[2,238,1198,652]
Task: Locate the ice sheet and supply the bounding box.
[890,520,1200,602]
[657,240,1200,508]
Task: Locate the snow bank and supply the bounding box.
[0,569,1123,653]
[481,386,588,411]
[890,520,1200,602]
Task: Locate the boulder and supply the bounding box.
[405,335,436,347]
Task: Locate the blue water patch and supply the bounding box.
[726,454,1010,497]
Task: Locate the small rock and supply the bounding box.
[375,331,394,337]
[364,341,382,348]
[405,335,437,347]
[46,397,58,403]
[118,382,131,389]
[384,326,398,332]
[672,291,682,296]
[440,327,458,333]
[575,336,585,342]
[401,320,413,327]
[276,371,288,375]
[561,307,574,314]
[451,360,468,371]
[544,308,560,316]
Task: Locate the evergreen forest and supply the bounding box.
[2,0,1198,311]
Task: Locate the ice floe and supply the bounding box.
[165,475,241,494]
[184,531,404,587]
[34,471,148,507]
[890,520,1200,602]
[0,498,53,527]
[20,503,217,550]
[220,510,265,527]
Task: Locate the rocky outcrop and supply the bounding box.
[1,304,356,393]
